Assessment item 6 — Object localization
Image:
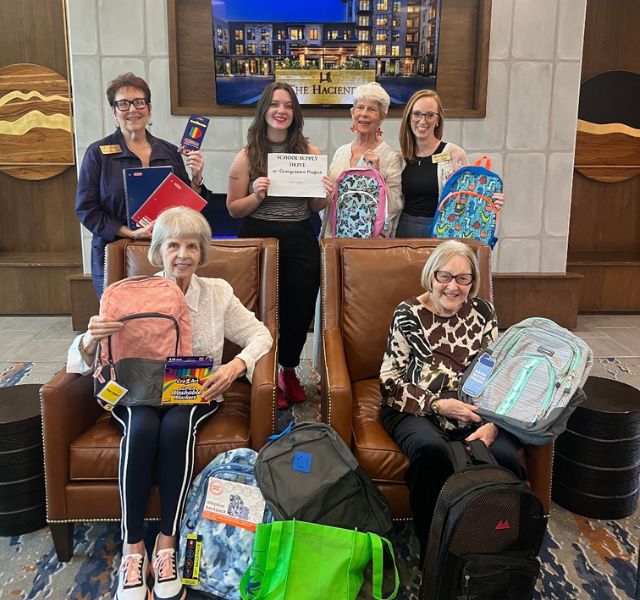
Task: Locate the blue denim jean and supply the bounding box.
[395,212,434,238]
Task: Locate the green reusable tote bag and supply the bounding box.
[239,520,399,600]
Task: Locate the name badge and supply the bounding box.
[99,144,122,155]
[432,151,451,164]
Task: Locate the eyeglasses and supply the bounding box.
[434,271,473,285]
[114,98,148,111]
[411,110,438,122]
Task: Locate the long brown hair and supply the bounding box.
[246,82,309,176]
[399,89,444,161]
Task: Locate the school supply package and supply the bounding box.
[131,172,207,227]
[162,356,214,404]
[458,317,593,445]
[240,519,399,600]
[420,440,546,600]
[93,276,192,408]
[430,156,502,248]
[254,422,393,536]
[123,166,173,229]
[179,114,210,155]
[327,166,389,238]
[178,448,272,600]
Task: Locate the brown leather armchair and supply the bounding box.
[41,238,278,561]
[320,238,553,520]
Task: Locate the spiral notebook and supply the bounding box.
[123,166,173,229]
[131,173,207,227]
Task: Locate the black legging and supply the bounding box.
[238,217,320,368]
[380,404,525,562]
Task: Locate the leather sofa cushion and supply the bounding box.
[69,381,251,480]
[351,378,410,485]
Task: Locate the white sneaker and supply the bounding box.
[115,551,151,600]
[152,543,186,600]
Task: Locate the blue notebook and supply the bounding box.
[123,166,173,229]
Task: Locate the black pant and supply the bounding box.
[380,404,525,562]
[238,217,320,368]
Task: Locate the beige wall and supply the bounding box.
[67,0,586,275]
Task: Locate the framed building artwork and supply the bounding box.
[168,0,491,117]
[210,0,441,107]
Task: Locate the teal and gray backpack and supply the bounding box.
[430,156,502,248]
[178,448,272,599]
[459,317,593,445]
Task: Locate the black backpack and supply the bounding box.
[254,422,393,536]
[421,441,546,600]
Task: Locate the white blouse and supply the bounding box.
[67,274,273,390]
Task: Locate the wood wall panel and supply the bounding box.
[0,0,80,314]
[493,273,583,330]
[569,0,640,312]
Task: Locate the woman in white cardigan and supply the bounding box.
[67,207,272,600]
[321,82,403,238]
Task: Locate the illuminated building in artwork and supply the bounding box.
[215,0,440,78]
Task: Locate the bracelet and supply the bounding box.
[78,334,96,362]
[192,176,204,187]
[429,398,440,415]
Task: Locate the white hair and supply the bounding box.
[352,82,390,116]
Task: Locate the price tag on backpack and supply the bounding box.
[202,478,266,531]
[96,380,129,408]
[181,534,202,585]
[462,353,495,397]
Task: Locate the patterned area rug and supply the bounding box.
[1,359,639,599]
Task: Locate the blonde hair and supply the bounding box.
[352,82,390,116]
[148,207,212,267]
[420,240,480,298]
[399,89,445,161]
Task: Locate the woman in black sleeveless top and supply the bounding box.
[227,82,333,409]
[396,90,504,238]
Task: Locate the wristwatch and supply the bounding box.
[429,399,440,415]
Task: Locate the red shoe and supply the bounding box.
[279,369,306,404]
[277,385,289,410]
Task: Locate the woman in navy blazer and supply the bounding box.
[75,72,207,297]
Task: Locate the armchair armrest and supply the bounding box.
[40,370,101,520]
[321,326,353,445]
[249,346,277,450]
[524,442,554,516]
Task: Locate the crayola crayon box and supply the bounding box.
[162,356,214,404]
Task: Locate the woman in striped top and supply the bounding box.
[227,82,334,410]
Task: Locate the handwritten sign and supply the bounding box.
[267,153,327,198]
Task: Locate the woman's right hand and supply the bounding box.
[434,398,483,423]
[252,176,270,202]
[86,315,124,344]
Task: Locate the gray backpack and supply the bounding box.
[254,422,393,536]
[459,317,593,445]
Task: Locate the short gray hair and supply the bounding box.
[148,207,212,267]
[352,82,390,116]
[420,240,480,298]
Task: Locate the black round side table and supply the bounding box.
[0,384,47,535]
[552,376,640,519]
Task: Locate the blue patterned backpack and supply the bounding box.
[430,156,502,248]
[178,448,271,599]
[328,166,389,238]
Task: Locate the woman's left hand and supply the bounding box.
[363,150,380,170]
[184,150,205,182]
[493,192,505,210]
[322,176,335,198]
[465,422,499,447]
[200,358,246,401]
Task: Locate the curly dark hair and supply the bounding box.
[106,73,151,107]
[246,82,309,176]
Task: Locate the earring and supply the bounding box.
[376,127,383,137]
[148,120,153,126]
[350,125,356,133]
